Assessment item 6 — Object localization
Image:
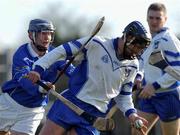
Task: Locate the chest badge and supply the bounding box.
[101,55,109,63]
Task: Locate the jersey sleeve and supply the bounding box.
[33,36,101,74]
[114,61,138,117]
[12,53,42,96]
[33,37,92,73]
[152,34,180,90]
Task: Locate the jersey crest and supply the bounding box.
[101,55,109,63]
[153,40,160,49]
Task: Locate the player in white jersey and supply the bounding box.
[132,3,180,135]
[27,21,151,135]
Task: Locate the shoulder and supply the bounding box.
[92,36,111,44]
[152,28,180,50]
[90,36,113,49]
[48,45,55,52]
[13,43,35,65]
[13,43,29,58]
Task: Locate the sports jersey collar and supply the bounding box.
[113,37,125,61]
[113,37,119,51]
[152,27,168,38]
[27,43,48,58]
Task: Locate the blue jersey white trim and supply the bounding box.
[1,43,74,108]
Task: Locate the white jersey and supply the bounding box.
[140,28,180,92]
[33,36,139,114]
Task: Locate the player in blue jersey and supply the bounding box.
[0,19,74,135]
[28,20,151,135]
[131,3,180,135]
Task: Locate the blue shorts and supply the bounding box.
[138,90,180,122]
[47,99,100,135]
[47,91,113,135]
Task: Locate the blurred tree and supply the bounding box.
[39,3,110,46]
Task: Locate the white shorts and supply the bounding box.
[0,93,45,135]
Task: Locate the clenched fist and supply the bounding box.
[27,71,41,84]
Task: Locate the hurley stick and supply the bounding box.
[149,51,180,80]
[52,16,105,84]
[36,17,115,131]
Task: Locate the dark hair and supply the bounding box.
[147,2,167,15]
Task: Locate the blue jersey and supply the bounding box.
[1,43,74,108]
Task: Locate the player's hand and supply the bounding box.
[129,113,148,135]
[46,82,55,91]
[138,84,155,99]
[39,82,55,94]
[27,71,41,84]
[134,78,142,90]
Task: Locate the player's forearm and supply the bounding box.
[114,95,136,117]
[153,73,178,90]
[33,46,66,70]
[18,77,41,96]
